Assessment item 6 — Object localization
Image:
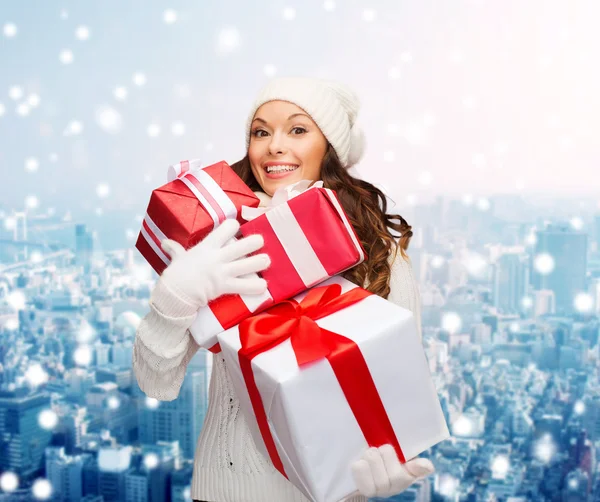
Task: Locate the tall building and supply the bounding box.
[75,224,94,273]
[0,388,53,479]
[493,252,529,314]
[531,223,587,315]
[45,447,84,502]
[138,353,209,459]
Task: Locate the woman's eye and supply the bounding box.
[253,129,267,137]
[292,127,307,135]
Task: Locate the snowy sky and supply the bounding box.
[1,0,599,222]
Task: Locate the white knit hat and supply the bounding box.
[245,76,366,168]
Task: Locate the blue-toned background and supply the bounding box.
[1,0,600,500]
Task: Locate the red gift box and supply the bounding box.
[189,184,366,354]
[239,185,366,302]
[135,159,260,275]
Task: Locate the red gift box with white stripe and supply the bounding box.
[135,159,260,275]
[188,184,366,353]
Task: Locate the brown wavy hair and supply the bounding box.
[230,145,413,299]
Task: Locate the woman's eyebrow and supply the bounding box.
[252,113,310,124]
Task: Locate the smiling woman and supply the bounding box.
[133,76,432,502]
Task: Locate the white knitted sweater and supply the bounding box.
[133,209,422,502]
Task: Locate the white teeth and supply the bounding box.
[266,165,298,173]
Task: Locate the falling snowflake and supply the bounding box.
[60,9,69,20]
[0,472,19,492]
[0,103,5,116]
[452,415,472,436]
[323,0,336,11]
[114,87,128,100]
[75,25,90,40]
[521,296,533,309]
[77,322,95,344]
[4,216,17,231]
[59,49,74,64]
[574,293,593,313]
[476,197,490,211]
[9,86,23,100]
[264,64,277,77]
[74,345,92,366]
[28,94,40,107]
[30,251,43,263]
[64,120,83,136]
[569,217,584,230]
[163,9,177,24]
[25,195,40,209]
[16,103,30,116]
[441,312,462,334]
[5,318,18,330]
[431,255,445,268]
[406,194,418,206]
[573,400,585,415]
[491,455,510,479]
[49,153,58,163]
[171,121,186,136]
[3,23,18,38]
[7,290,26,310]
[133,72,147,86]
[534,253,555,275]
[25,157,40,172]
[25,363,49,387]
[145,397,160,409]
[95,106,122,134]
[534,436,556,464]
[107,396,120,410]
[31,479,52,500]
[217,27,240,53]
[143,453,160,469]
[95,208,103,216]
[147,123,161,138]
[282,7,296,20]
[362,8,377,22]
[38,409,58,430]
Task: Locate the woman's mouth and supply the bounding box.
[263,164,299,179]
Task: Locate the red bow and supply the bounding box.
[239,283,372,365]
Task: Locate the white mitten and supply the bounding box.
[350,445,435,499]
[159,219,270,309]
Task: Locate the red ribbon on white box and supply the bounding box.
[139,160,239,268]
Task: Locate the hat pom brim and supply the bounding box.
[346,123,366,168]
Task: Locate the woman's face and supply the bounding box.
[248,100,328,196]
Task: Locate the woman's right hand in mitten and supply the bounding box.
[159,219,270,309]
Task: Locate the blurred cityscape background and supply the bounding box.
[2,0,600,501]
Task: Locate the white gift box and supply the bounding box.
[217,275,450,502]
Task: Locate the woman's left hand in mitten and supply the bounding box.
[351,445,435,498]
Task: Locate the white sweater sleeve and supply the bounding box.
[386,249,423,340]
[132,277,201,402]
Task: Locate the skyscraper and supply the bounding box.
[531,223,587,315]
[138,353,209,459]
[0,388,53,479]
[493,252,529,314]
[75,224,94,274]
